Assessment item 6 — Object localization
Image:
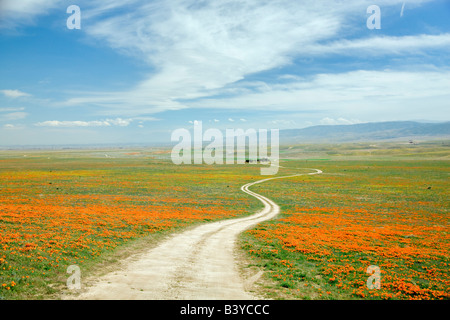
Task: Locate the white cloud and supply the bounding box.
[188,69,450,121]
[306,33,450,56]
[62,0,345,113]
[270,119,297,126]
[320,118,362,125]
[34,118,132,127]
[133,116,159,122]
[0,0,59,14]
[3,124,16,129]
[401,2,406,17]
[0,107,25,112]
[1,89,30,98]
[57,0,440,117]
[0,112,29,121]
[106,118,132,126]
[278,74,303,81]
[3,0,445,126]
[0,0,61,29]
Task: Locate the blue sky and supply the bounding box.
[0,0,449,146]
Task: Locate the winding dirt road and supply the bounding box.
[72,168,322,300]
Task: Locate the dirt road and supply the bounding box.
[70,168,322,300]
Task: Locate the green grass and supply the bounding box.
[240,157,449,300]
[0,148,263,299]
[0,141,448,299]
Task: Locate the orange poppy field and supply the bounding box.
[0,149,261,299]
[0,145,449,300]
[242,160,449,300]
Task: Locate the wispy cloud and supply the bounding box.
[270,119,297,126]
[1,89,30,98]
[61,0,344,113]
[0,0,62,29]
[189,69,450,121]
[0,112,29,121]
[305,33,450,56]
[53,0,440,118]
[401,2,406,17]
[320,118,362,126]
[35,118,132,127]
[2,0,446,138]
[132,116,159,122]
[0,107,25,112]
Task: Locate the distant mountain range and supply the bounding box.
[280,121,450,143]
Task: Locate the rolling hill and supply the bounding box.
[280,121,450,143]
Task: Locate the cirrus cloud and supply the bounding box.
[1,89,30,98]
[35,118,132,127]
[46,0,446,121]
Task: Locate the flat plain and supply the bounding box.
[0,140,448,300]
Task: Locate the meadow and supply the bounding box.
[0,141,449,300]
[240,141,449,300]
[0,148,261,299]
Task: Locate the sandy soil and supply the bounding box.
[65,168,322,300]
